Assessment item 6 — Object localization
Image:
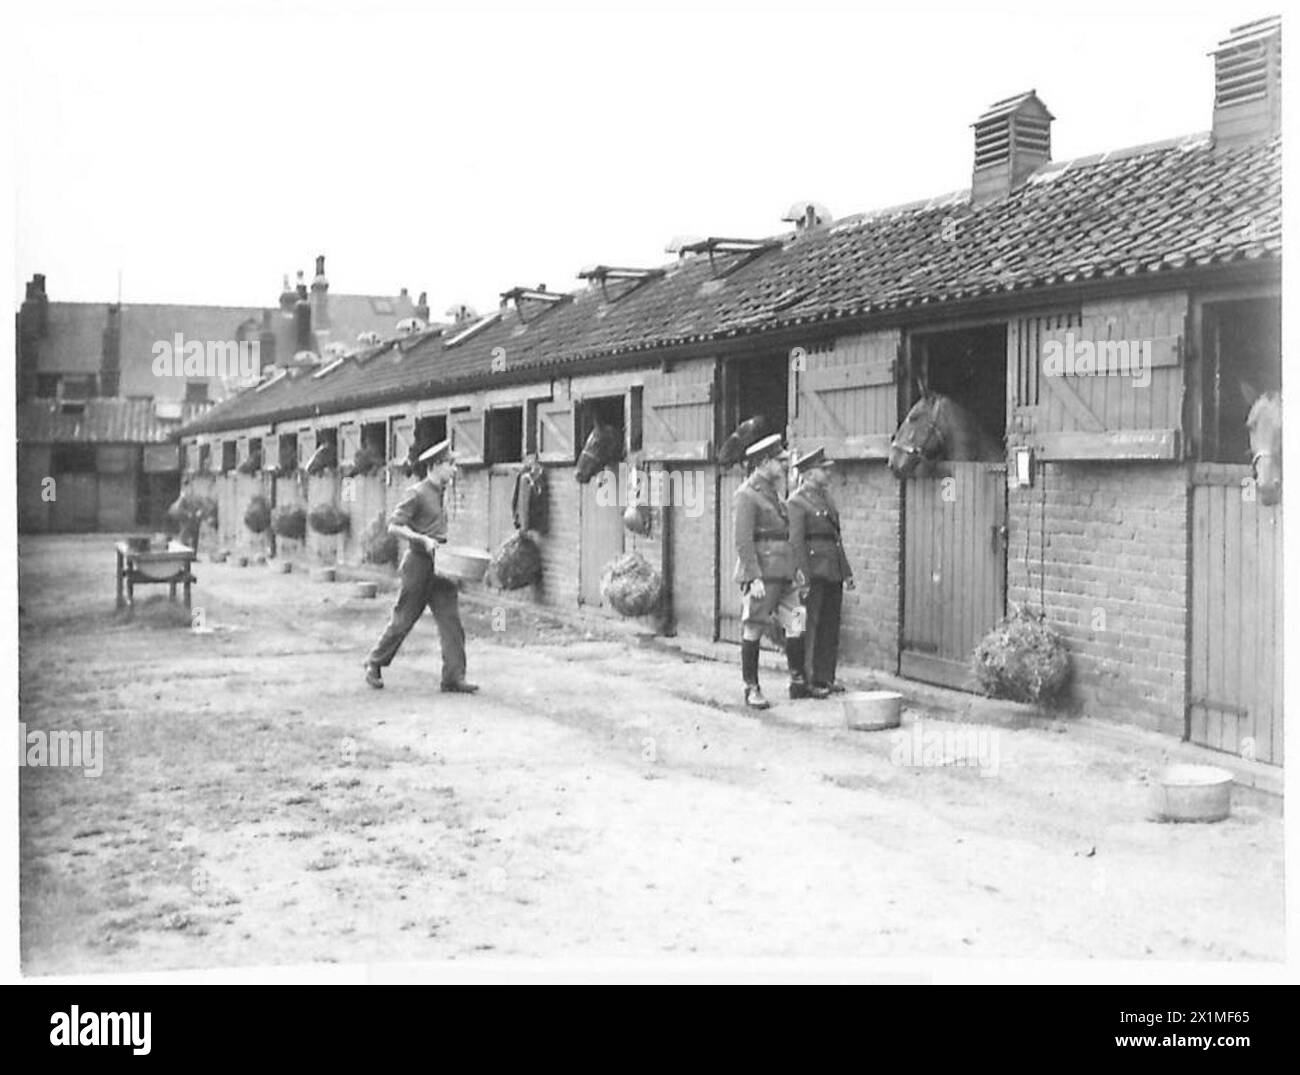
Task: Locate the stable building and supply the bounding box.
[177,18,1283,765]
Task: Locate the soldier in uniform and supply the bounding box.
[787,446,855,694]
[733,433,827,708]
[363,439,479,694]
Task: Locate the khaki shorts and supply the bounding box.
[740,579,806,636]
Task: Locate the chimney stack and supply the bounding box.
[310,254,330,331]
[17,274,50,400]
[415,290,430,322]
[1210,16,1281,148]
[279,273,296,314]
[100,303,122,397]
[259,308,277,368]
[294,272,312,352]
[970,91,1053,206]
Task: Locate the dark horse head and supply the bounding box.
[575,419,624,483]
[1243,381,1282,506]
[889,389,1001,479]
[717,414,770,468]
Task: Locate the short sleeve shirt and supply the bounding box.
[390,477,448,550]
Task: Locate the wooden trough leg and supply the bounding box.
[115,549,125,611]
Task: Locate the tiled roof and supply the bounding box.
[18,398,212,444]
[181,132,1281,435]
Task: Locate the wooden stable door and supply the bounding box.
[578,467,625,608]
[901,461,1008,690]
[1189,465,1283,765]
[715,469,746,642]
[488,469,517,556]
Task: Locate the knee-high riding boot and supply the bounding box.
[785,636,806,683]
[741,639,760,686]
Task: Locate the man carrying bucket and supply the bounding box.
[363,439,478,694]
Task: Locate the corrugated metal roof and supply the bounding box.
[181,132,1281,436]
[18,398,212,444]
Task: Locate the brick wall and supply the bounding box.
[1007,461,1188,735]
[832,461,902,673]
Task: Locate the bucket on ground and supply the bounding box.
[1153,764,1233,822]
[843,690,903,731]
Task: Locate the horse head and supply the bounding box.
[717,414,770,469]
[1243,381,1282,506]
[575,419,624,484]
[889,391,946,479]
[305,442,336,476]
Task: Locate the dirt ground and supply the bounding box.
[17,535,1285,973]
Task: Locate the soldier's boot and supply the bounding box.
[741,639,770,710]
[787,637,828,699]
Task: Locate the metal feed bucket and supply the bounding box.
[435,546,491,583]
[1152,764,1233,822]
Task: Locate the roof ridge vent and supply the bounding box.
[970,90,1054,206]
[1210,15,1281,147]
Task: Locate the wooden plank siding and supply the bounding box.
[1188,464,1283,765]
[789,329,900,460]
[578,467,625,608]
[901,461,1007,690]
[715,468,746,642]
[641,362,715,462]
[1008,293,1186,460]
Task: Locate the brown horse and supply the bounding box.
[889,391,1002,479]
[1242,382,1282,506]
[717,414,771,468]
[575,419,624,483]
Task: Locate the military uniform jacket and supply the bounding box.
[733,473,796,584]
[788,484,853,582]
[390,476,449,556]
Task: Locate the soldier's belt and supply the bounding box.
[753,529,790,541]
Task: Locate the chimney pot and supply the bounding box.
[310,256,330,329]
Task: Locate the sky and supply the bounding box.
[8,0,1278,314]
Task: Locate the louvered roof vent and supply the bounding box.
[1210,16,1280,148]
[970,90,1053,206]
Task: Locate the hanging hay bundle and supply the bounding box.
[600,551,663,618]
[271,505,306,540]
[972,605,1070,705]
[308,503,350,535]
[243,495,272,533]
[360,512,399,565]
[491,531,542,590]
